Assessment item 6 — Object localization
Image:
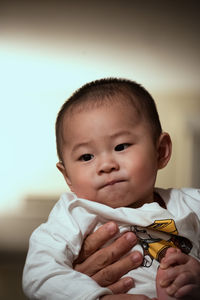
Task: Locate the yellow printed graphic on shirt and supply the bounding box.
[130,219,192,267]
[147,219,178,235]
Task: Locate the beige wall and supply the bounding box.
[156,92,200,188]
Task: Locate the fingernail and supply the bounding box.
[124,277,134,288]
[166,285,176,296]
[106,222,117,234]
[160,262,168,269]
[159,279,167,287]
[125,232,137,245]
[131,252,142,262]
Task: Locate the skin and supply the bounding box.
[156,248,200,299]
[74,223,142,289]
[57,98,172,298]
[57,100,171,208]
[74,221,156,300]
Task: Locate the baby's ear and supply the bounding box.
[56,162,73,190]
[157,132,172,169]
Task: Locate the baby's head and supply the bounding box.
[56,78,172,208]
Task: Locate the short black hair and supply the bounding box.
[56,78,162,161]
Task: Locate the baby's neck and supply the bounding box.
[154,192,166,209]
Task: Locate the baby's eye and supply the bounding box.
[79,154,94,161]
[115,143,130,152]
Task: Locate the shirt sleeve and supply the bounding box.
[22,195,112,300]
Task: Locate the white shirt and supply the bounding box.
[23,188,200,299]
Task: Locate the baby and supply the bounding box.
[23,78,200,299]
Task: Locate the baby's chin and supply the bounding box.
[94,193,151,209]
[76,188,143,209]
[94,194,136,209]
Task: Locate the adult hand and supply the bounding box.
[74,221,143,294]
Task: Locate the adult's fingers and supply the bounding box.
[107,277,134,294]
[74,222,118,264]
[92,250,143,286]
[74,231,138,276]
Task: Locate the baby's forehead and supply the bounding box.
[64,93,141,119]
[61,97,143,142]
[60,93,144,144]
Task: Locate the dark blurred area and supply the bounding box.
[0,197,56,300]
[0,251,28,300]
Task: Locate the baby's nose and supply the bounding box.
[97,155,119,174]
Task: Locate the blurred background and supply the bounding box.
[0,1,200,299]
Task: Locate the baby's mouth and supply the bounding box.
[101,179,126,188]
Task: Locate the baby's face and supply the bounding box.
[59,100,160,208]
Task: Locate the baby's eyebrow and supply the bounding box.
[110,130,132,138]
[72,141,92,152]
[71,131,132,152]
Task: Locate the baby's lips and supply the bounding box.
[101,179,126,188]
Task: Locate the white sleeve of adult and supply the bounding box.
[22,195,112,300]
